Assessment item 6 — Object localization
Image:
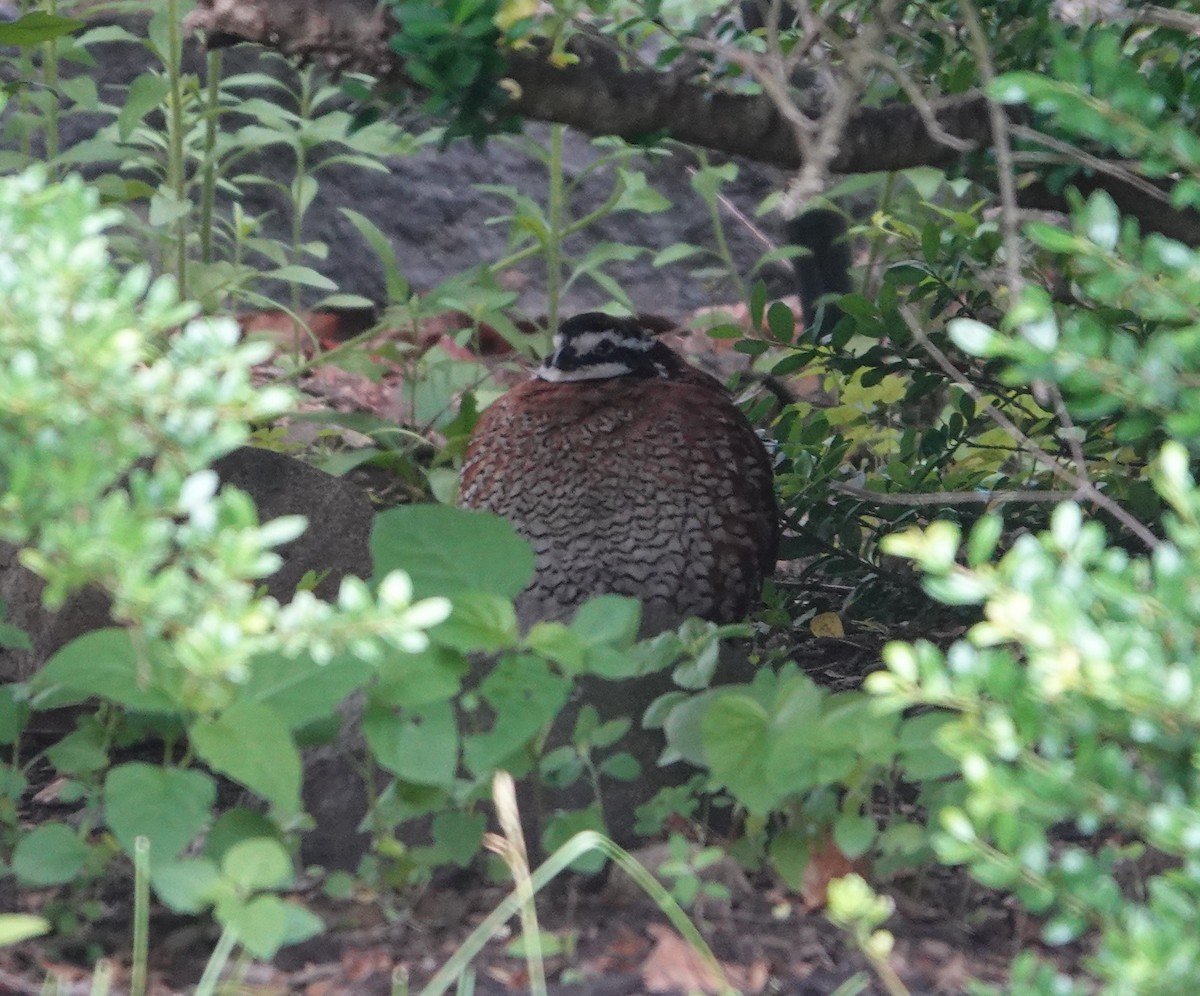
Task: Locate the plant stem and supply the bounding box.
[42,0,61,168]
[290,68,314,358]
[195,925,239,996]
[419,830,733,996]
[544,124,565,333]
[130,836,151,996]
[199,50,222,267]
[164,0,188,299]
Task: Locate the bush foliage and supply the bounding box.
[3,0,1200,991]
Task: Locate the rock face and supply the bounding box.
[0,15,790,320]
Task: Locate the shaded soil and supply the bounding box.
[1,629,1087,996]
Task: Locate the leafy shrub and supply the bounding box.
[860,39,1200,991]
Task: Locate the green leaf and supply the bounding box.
[117,72,171,140]
[431,592,519,653]
[0,12,84,47]
[222,838,294,891]
[766,301,796,343]
[1081,191,1120,251]
[190,702,301,816]
[947,318,1001,357]
[151,858,221,914]
[32,628,179,711]
[46,724,108,775]
[0,914,51,946]
[700,693,778,815]
[105,763,217,863]
[204,809,283,864]
[769,830,810,891]
[374,645,466,707]
[570,595,641,648]
[966,514,1003,567]
[653,242,702,267]
[363,699,458,786]
[834,813,877,859]
[265,265,338,290]
[463,653,571,774]
[240,651,373,729]
[221,894,299,960]
[11,823,91,886]
[0,685,28,744]
[613,169,671,214]
[371,505,534,599]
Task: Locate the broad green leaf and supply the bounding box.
[11,823,90,886]
[190,702,301,816]
[32,628,179,711]
[0,685,28,744]
[117,72,171,140]
[46,724,108,775]
[105,763,217,863]
[152,858,221,914]
[430,592,519,653]
[371,505,534,599]
[363,699,458,786]
[241,651,372,729]
[570,595,641,648]
[374,645,466,707]
[222,838,293,892]
[0,12,83,47]
[834,812,877,859]
[700,694,778,815]
[204,809,285,864]
[462,654,571,774]
[222,894,288,960]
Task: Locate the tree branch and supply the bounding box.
[184,0,993,174]
[182,0,1200,244]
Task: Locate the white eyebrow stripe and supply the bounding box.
[564,329,654,355]
[537,360,631,382]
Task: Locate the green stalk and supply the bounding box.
[289,69,314,358]
[164,0,188,298]
[696,152,747,303]
[418,831,733,996]
[42,0,60,168]
[130,836,151,996]
[544,124,565,333]
[194,925,239,996]
[88,959,114,996]
[199,50,222,267]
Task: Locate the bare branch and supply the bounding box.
[898,306,1161,550]
[832,482,1081,506]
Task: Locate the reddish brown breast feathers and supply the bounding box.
[459,346,779,634]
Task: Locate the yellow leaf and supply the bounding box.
[810,612,845,638]
[493,0,538,33]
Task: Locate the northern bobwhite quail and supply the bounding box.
[459,312,779,634]
[458,312,780,845]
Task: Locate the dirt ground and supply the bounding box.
[1,626,1087,996]
[0,330,1091,994]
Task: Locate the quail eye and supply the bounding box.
[593,338,615,356]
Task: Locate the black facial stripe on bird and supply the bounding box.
[538,313,670,382]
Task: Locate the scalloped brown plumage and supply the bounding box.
[459,313,779,634]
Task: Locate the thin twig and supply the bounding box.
[1009,124,1171,204]
[961,0,1022,296]
[898,306,1161,549]
[832,482,1080,506]
[1047,383,1089,473]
